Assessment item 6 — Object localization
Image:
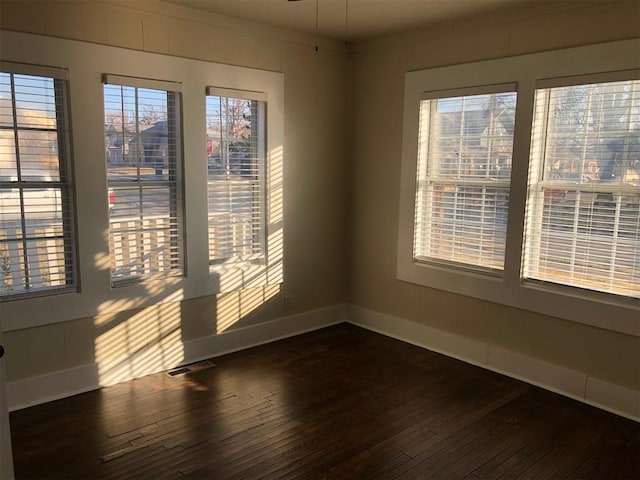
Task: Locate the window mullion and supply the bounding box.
[502,79,535,285]
[256,100,267,259]
[524,88,550,280]
[479,186,486,264]
[578,88,594,180]
[607,194,622,291]
[421,102,432,258]
[224,98,233,260]
[457,97,465,179]
[9,73,31,291]
[54,78,74,287]
[568,192,582,283]
[134,88,145,276]
[486,96,495,178]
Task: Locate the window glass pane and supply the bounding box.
[104,82,182,285]
[0,72,13,127]
[206,94,265,264]
[105,86,173,182]
[0,72,74,296]
[24,237,69,288]
[21,186,63,223]
[414,90,517,271]
[0,187,22,228]
[420,184,509,269]
[541,81,640,185]
[13,75,57,129]
[17,130,60,179]
[0,130,17,175]
[524,79,640,297]
[429,92,515,181]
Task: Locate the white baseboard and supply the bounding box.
[7,303,346,411]
[348,305,640,422]
[7,302,638,423]
[487,347,586,399]
[586,377,640,420]
[7,363,100,412]
[181,303,346,366]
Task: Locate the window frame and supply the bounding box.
[0,61,78,299]
[397,39,640,336]
[102,74,185,287]
[413,83,517,275]
[523,72,640,298]
[205,87,267,268]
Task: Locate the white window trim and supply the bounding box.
[0,30,284,332]
[0,62,78,299]
[414,84,517,274]
[102,73,182,93]
[206,86,266,102]
[102,77,185,286]
[205,89,268,268]
[523,73,640,298]
[398,38,640,336]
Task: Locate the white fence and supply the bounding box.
[1,213,260,292]
[0,221,68,293]
[109,216,178,280]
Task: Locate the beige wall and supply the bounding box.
[0,0,350,383]
[0,0,638,395]
[349,0,640,390]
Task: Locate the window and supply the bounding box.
[0,32,284,329]
[103,75,183,286]
[398,40,639,333]
[524,78,640,297]
[205,88,266,265]
[0,66,75,297]
[414,87,516,272]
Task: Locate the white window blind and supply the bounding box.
[0,70,75,297]
[524,79,640,297]
[414,89,517,271]
[205,91,266,265]
[103,80,183,285]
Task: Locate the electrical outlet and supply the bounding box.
[283,295,291,311]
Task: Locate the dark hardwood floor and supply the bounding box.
[9,323,640,479]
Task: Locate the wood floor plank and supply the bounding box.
[9,323,640,480]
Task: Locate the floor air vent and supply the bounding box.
[166,360,215,377]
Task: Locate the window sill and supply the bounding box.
[397,260,640,337]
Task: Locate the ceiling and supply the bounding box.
[161,0,604,42]
[161,0,524,41]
